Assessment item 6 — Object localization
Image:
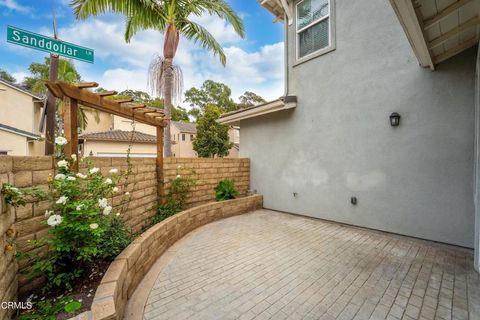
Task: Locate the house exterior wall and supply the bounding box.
[0,83,44,156]
[0,131,28,155]
[82,110,113,133]
[241,0,476,247]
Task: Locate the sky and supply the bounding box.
[0,0,284,105]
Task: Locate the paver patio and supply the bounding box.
[139,210,480,320]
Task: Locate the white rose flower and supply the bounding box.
[103,206,112,216]
[56,196,68,205]
[113,187,119,193]
[55,137,67,146]
[176,175,181,179]
[89,167,100,174]
[104,178,113,185]
[109,168,118,174]
[57,160,69,168]
[76,173,87,179]
[47,214,62,227]
[44,210,53,218]
[125,192,130,196]
[76,204,83,211]
[116,212,120,217]
[71,154,77,160]
[67,176,76,181]
[55,174,66,180]
[98,198,108,208]
[89,223,98,230]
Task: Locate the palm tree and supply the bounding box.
[71,0,245,156]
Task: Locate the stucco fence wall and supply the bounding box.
[0,156,250,320]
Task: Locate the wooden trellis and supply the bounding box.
[45,81,168,199]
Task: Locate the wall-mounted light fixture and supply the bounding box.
[390,112,401,127]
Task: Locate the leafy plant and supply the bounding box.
[152,168,195,224]
[214,179,238,201]
[18,296,81,320]
[9,137,124,291]
[98,215,132,259]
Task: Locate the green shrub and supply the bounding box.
[214,179,238,201]
[18,296,81,320]
[152,168,195,224]
[3,137,124,291]
[98,216,132,259]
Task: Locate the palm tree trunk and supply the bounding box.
[163,58,173,157]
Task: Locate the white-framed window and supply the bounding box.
[296,0,334,61]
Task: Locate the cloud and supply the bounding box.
[0,0,31,13]
[43,14,285,104]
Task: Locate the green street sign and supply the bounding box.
[7,25,94,63]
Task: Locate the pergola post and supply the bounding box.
[63,96,79,172]
[156,126,165,204]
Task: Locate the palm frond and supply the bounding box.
[148,55,184,104]
[124,8,168,42]
[71,0,163,20]
[182,0,245,38]
[180,20,226,65]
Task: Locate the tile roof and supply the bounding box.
[79,130,157,144]
[172,121,197,133]
[0,123,41,139]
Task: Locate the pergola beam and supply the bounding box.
[97,90,118,97]
[429,16,480,49]
[46,81,166,127]
[75,82,99,89]
[424,0,474,30]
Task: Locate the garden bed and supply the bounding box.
[77,194,263,320]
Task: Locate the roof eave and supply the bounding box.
[218,96,297,125]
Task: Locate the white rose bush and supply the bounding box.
[7,136,132,291]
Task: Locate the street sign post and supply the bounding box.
[7,25,94,63]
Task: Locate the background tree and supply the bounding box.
[238,91,266,108]
[23,57,96,130]
[72,0,245,157]
[0,69,16,83]
[185,80,238,120]
[193,104,232,158]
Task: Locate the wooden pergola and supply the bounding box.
[45,81,168,199]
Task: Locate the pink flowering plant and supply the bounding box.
[11,136,129,291]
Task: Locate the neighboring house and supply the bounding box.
[82,111,240,158]
[220,0,480,272]
[79,130,157,158]
[0,79,44,156]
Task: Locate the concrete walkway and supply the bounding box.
[128,210,480,320]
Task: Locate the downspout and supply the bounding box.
[474,41,480,273]
[283,11,289,97]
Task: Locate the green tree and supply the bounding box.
[185,80,237,120]
[72,0,245,157]
[193,104,232,157]
[23,57,96,130]
[238,91,266,108]
[0,69,16,83]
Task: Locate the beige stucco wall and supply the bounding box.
[0,131,28,155]
[113,116,156,135]
[82,140,157,157]
[82,110,113,133]
[0,83,45,156]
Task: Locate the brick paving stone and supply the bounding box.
[141,210,480,320]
